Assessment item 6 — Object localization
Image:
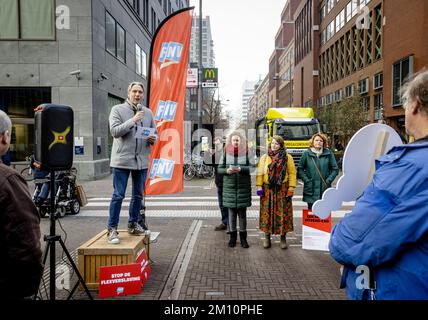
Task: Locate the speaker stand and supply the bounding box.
[39,170,93,300]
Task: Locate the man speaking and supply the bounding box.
[107,82,157,244]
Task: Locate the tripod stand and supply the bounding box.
[39,170,93,300]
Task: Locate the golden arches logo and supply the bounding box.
[48,127,71,151]
[204,69,216,79]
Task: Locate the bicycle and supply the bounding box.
[20,154,35,181]
[183,155,215,180]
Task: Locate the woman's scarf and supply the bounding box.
[310,147,323,158]
[267,147,288,189]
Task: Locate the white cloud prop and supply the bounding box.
[312,124,403,219]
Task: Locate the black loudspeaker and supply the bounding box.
[35,104,74,171]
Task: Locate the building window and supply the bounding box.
[327,0,334,14]
[366,11,373,65]
[352,27,357,72]
[128,0,140,14]
[0,0,55,40]
[346,0,359,22]
[359,78,369,95]
[117,24,126,63]
[361,96,370,112]
[340,37,345,79]
[374,93,383,120]
[374,72,383,90]
[345,84,354,97]
[335,41,340,82]
[326,21,334,42]
[393,56,414,107]
[327,48,333,85]
[345,31,351,76]
[335,89,343,102]
[320,5,325,23]
[106,13,116,56]
[106,11,126,63]
[358,28,364,69]
[151,8,157,33]
[135,44,147,78]
[336,9,345,32]
[319,55,324,88]
[163,0,167,14]
[374,4,382,60]
[143,0,149,26]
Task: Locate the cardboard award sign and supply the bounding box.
[312,124,403,220]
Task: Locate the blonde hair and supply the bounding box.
[309,133,329,148]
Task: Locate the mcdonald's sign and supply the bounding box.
[202,68,218,87]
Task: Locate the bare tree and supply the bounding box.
[202,90,229,129]
[316,96,369,147]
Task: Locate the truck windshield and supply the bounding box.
[274,123,320,140]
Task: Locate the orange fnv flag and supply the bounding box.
[145,7,193,195]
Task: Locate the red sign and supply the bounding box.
[303,209,332,233]
[99,264,142,299]
[145,8,193,195]
[136,248,151,287]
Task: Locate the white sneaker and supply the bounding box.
[107,228,120,244]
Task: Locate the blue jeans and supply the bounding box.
[108,168,148,229]
[217,186,228,225]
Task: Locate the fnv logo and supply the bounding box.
[149,159,175,185]
[159,42,183,69]
[155,101,177,127]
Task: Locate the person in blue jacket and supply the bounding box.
[329,70,428,300]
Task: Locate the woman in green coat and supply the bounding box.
[218,132,253,248]
[297,133,339,209]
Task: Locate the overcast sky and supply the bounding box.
[189,0,286,128]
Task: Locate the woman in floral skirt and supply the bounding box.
[256,135,296,249]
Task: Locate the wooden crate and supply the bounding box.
[77,230,149,290]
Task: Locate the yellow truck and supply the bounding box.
[255,107,322,163]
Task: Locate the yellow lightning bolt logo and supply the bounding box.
[48,127,71,151]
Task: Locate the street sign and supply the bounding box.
[202,68,218,88]
[186,68,198,88]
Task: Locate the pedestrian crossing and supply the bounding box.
[77,195,354,218]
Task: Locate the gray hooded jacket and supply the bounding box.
[109,101,157,170]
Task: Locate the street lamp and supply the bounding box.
[198,0,203,142]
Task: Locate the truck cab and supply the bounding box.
[255,107,321,164]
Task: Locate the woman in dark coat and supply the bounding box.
[298,133,339,209]
[218,132,253,248]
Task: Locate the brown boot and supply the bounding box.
[263,233,271,249]
[280,235,288,249]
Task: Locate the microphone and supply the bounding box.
[136,104,144,125]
